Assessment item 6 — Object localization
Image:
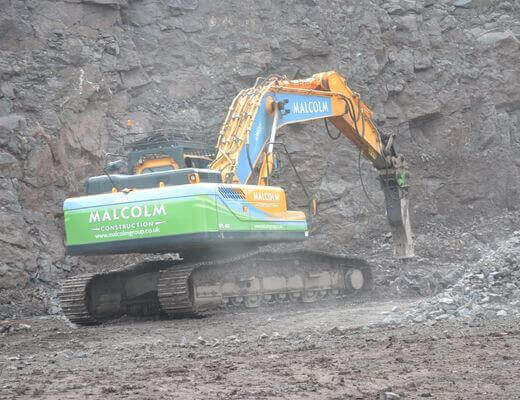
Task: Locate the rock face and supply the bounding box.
[0,1,519,310]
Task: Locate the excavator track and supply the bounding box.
[60,249,373,325]
[157,248,261,317]
[60,274,99,325]
[157,267,196,315]
[59,260,173,325]
[190,249,373,313]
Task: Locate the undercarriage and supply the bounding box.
[59,249,373,325]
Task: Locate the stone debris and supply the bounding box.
[17,323,31,331]
[406,233,520,323]
[453,0,474,8]
[328,326,348,336]
[377,259,464,298]
[0,320,32,335]
[61,350,88,360]
[225,335,240,345]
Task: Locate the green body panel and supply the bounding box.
[63,184,307,249]
[66,195,219,246]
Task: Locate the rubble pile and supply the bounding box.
[406,233,520,323]
[376,260,462,298]
[0,320,31,335]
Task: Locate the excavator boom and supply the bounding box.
[210,71,413,257]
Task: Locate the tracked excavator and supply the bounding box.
[60,71,413,325]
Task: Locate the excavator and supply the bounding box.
[60,71,413,325]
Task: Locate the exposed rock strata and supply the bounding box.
[0,1,519,314]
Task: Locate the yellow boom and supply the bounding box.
[209,71,414,258]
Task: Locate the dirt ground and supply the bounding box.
[1,298,519,400]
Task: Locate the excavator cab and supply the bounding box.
[85,134,219,195]
[125,133,215,174]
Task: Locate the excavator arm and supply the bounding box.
[209,71,413,258]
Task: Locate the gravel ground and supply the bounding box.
[3,226,520,399]
[1,299,519,400]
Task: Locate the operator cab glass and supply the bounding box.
[141,165,175,174]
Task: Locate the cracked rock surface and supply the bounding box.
[0,0,519,317]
